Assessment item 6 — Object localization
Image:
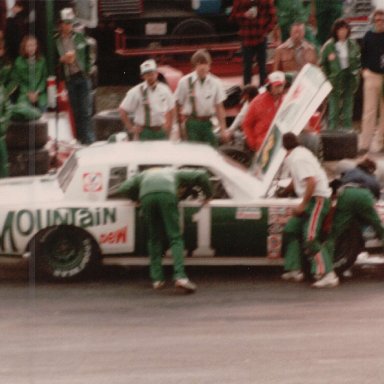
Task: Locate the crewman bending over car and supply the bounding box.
[119,59,175,141]
[117,167,213,294]
[280,132,338,288]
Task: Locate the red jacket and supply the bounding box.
[230,0,277,46]
[242,91,283,151]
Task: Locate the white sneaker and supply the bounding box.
[312,271,339,288]
[152,281,165,290]
[175,278,197,293]
[281,270,304,282]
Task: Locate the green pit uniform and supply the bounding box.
[314,0,343,45]
[117,167,212,283]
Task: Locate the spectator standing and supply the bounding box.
[119,59,174,141]
[313,0,343,45]
[175,49,229,146]
[230,0,277,85]
[280,132,338,288]
[319,19,361,131]
[12,35,48,111]
[55,8,94,145]
[242,71,285,152]
[273,21,318,80]
[0,35,14,96]
[117,167,213,293]
[0,83,11,177]
[359,9,384,154]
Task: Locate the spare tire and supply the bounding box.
[6,119,48,150]
[320,131,358,161]
[92,109,125,141]
[171,18,217,45]
[8,148,50,177]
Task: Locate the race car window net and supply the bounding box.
[58,154,78,192]
[107,166,128,198]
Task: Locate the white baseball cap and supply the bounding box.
[267,71,286,86]
[140,59,157,75]
[60,8,75,23]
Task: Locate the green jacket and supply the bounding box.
[0,84,11,137]
[320,38,361,90]
[0,57,17,97]
[55,31,91,80]
[117,167,213,201]
[12,55,48,109]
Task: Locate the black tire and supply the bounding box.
[320,131,358,161]
[171,18,217,45]
[333,222,364,277]
[298,131,323,162]
[31,225,101,281]
[219,145,252,168]
[8,148,50,177]
[92,109,125,141]
[6,119,48,150]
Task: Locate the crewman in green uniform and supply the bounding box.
[314,0,343,45]
[0,83,11,177]
[117,167,213,293]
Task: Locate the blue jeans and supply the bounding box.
[66,74,95,144]
[242,39,267,86]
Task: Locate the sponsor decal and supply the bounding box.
[83,172,103,192]
[0,207,117,253]
[267,234,282,259]
[235,207,262,220]
[100,226,127,244]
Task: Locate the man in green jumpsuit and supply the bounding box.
[314,0,343,45]
[0,84,11,177]
[117,167,213,293]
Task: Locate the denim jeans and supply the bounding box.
[242,39,267,86]
[66,75,95,144]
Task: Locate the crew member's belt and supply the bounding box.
[187,115,211,121]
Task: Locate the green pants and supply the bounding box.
[284,197,333,275]
[141,192,187,282]
[139,128,167,141]
[0,137,8,177]
[186,118,217,147]
[315,0,342,45]
[327,69,356,131]
[326,188,384,259]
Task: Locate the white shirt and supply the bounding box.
[119,81,175,127]
[335,40,349,69]
[285,146,331,198]
[175,71,226,117]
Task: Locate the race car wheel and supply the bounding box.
[219,145,252,168]
[171,18,217,44]
[333,222,364,277]
[8,148,50,176]
[320,131,358,161]
[6,119,48,150]
[32,226,101,281]
[92,109,125,141]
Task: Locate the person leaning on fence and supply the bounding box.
[280,132,339,288]
[119,59,175,141]
[116,167,213,294]
[175,49,230,147]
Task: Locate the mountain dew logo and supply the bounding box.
[0,207,117,252]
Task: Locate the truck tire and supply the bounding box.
[31,225,101,281]
[8,148,50,177]
[6,119,48,150]
[171,18,217,44]
[92,109,125,141]
[320,131,358,161]
[333,222,364,277]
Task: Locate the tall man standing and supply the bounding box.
[117,167,213,293]
[55,8,94,145]
[280,133,338,288]
[119,59,175,141]
[230,0,277,85]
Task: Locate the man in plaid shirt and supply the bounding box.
[230,0,277,86]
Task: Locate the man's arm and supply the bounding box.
[215,102,230,143]
[118,107,134,135]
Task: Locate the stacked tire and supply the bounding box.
[6,119,50,177]
[320,131,358,161]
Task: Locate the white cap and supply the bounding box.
[60,8,75,23]
[140,59,157,75]
[267,71,286,86]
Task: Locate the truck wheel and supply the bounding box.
[31,226,101,281]
[92,109,124,141]
[6,119,48,150]
[171,18,217,44]
[8,148,50,177]
[333,222,364,277]
[219,145,252,168]
[321,131,358,161]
